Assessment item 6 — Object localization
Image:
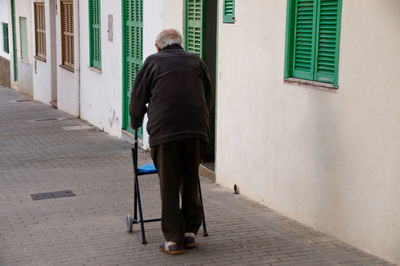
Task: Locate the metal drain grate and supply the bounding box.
[62,125,95,131]
[16,99,32,102]
[35,117,62,121]
[31,190,76,201]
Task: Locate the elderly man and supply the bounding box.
[129,29,213,255]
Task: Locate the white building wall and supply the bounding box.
[141,0,163,148]
[56,0,79,116]
[78,0,163,140]
[0,0,10,60]
[216,0,400,264]
[162,0,183,32]
[11,0,33,95]
[31,0,56,105]
[79,0,122,136]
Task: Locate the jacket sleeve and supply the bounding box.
[129,61,151,129]
[200,62,214,112]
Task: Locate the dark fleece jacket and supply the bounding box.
[129,44,214,147]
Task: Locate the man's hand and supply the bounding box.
[129,122,138,132]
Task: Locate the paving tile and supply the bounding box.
[0,85,394,266]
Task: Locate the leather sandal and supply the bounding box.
[160,241,184,255]
[183,232,196,249]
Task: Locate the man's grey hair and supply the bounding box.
[155,29,183,50]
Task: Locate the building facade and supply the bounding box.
[31,0,57,105]
[54,0,80,115]
[26,0,161,145]
[158,0,400,264]
[4,0,400,264]
[214,0,400,264]
[0,0,10,87]
[8,0,33,95]
[78,0,162,141]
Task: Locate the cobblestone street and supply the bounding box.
[0,85,393,266]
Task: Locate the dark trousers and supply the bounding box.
[151,138,205,244]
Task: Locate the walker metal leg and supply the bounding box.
[131,147,147,244]
[134,176,138,221]
[131,148,138,221]
[135,175,148,244]
[198,177,208,237]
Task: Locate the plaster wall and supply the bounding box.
[0,0,10,60]
[0,56,10,87]
[216,0,400,264]
[56,0,79,116]
[11,0,33,95]
[31,0,56,105]
[79,0,122,136]
[17,58,32,93]
[79,0,163,139]
[162,0,183,33]
[141,0,163,148]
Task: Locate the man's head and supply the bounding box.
[155,29,183,52]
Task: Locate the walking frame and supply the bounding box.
[126,132,209,244]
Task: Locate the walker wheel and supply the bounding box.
[126,214,133,232]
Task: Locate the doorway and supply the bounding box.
[184,0,218,170]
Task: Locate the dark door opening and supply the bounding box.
[202,0,218,167]
[184,0,218,171]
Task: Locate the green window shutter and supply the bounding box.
[314,0,342,87]
[123,0,143,137]
[185,0,204,59]
[285,0,342,87]
[89,0,101,69]
[125,0,143,90]
[3,23,9,53]
[19,17,28,61]
[223,0,235,23]
[292,0,317,81]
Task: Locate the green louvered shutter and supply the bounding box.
[89,0,101,69]
[286,0,342,87]
[223,0,235,23]
[19,17,28,61]
[314,0,341,87]
[2,23,9,53]
[185,0,204,59]
[125,0,143,94]
[292,0,317,81]
[123,0,143,137]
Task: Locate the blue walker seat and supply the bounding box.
[138,163,157,174]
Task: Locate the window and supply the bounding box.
[2,23,9,53]
[223,0,235,23]
[34,2,46,61]
[284,0,342,88]
[89,0,101,69]
[19,17,28,61]
[60,0,74,71]
[184,0,204,58]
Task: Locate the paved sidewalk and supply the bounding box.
[0,85,393,266]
